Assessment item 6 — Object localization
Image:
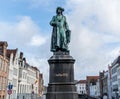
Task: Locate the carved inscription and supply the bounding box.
[56,73,68,77]
[54,51,69,55]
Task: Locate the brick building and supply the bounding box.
[38,73,44,97]
[31,66,44,98]
[0,42,9,99]
[86,76,99,97]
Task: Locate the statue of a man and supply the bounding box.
[50,7,71,52]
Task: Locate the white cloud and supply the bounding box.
[0,16,47,49]
[66,0,120,33]
[30,35,46,46]
[64,0,120,79]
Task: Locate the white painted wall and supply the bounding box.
[7,51,19,99]
[76,83,86,95]
[17,62,39,99]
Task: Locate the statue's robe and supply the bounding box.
[50,15,70,52]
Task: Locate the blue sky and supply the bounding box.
[1,0,120,85]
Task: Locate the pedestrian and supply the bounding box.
[103,93,107,99]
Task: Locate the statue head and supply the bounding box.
[56,7,64,15]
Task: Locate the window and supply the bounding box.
[4,65,6,73]
[2,61,4,72]
[13,68,17,76]
[0,59,2,69]
[0,46,2,54]
[118,68,120,75]
[0,60,2,71]
[15,58,18,65]
[0,85,1,90]
[6,62,8,73]
[13,79,17,87]
[22,72,24,79]
[4,62,8,72]
[20,85,21,93]
[112,67,117,74]
[2,96,4,99]
[112,76,117,82]
[118,79,120,86]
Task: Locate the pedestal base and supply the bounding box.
[46,51,78,99]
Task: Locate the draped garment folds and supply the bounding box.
[50,15,71,52]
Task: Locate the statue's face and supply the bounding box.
[57,9,62,14]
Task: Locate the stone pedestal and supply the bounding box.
[46,51,78,99]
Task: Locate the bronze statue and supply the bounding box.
[50,7,71,52]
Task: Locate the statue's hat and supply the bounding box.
[56,7,64,12]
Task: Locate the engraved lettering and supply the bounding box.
[56,73,68,77]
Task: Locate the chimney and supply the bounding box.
[20,52,23,59]
[0,41,8,58]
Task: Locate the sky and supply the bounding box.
[0,0,120,85]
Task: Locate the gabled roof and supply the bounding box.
[112,56,120,66]
[25,62,30,67]
[86,76,99,81]
[31,66,40,71]
[0,41,8,56]
[77,80,86,84]
[7,48,18,61]
[0,41,8,46]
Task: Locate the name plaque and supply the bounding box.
[56,73,68,77]
[54,51,69,55]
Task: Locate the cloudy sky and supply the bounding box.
[0,0,120,85]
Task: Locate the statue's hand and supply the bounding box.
[51,21,60,27]
[51,23,57,26]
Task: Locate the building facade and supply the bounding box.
[17,52,43,99]
[76,80,86,95]
[38,73,44,97]
[117,64,120,97]
[0,42,9,99]
[99,66,112,99]
[111,56,120,98]
[108,66,112,99]
[89,79,100,98]
[0,41,44,99]
[99,72,104,97]
[86,76,100,98]
[6,49,19,99]
[32,67,44,98]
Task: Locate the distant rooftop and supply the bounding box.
[112,56,120,66]
[0,41,8,46]
[87,76,99,80]
[77,80,86,84]
[7,49,18,60]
